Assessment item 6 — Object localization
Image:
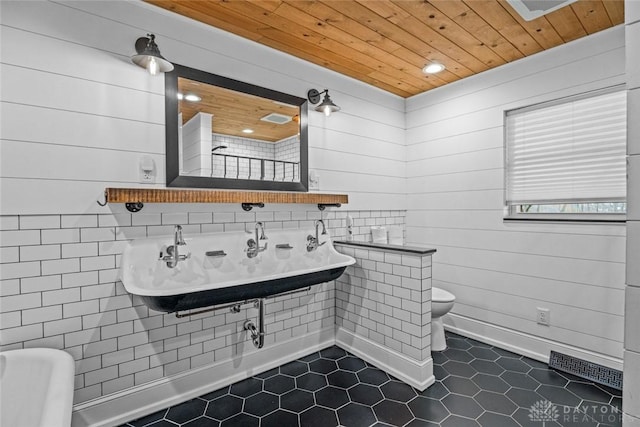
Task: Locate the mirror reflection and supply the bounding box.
[178,77,300,182]
[165,64,308,192]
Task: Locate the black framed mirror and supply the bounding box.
[165,64,308,191]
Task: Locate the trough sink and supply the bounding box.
[120,227,355,312]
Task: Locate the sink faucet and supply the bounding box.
[160,225,190,268]
[246,222,268,258]
[307,219,327,252]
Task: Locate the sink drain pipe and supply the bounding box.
[244,298,265,348]
[173,287,311,349]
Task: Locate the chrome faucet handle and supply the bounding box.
[306,234,318,252]
[175,225,186,246]
[245,238,267,258]
[256,222,268,240]
[319,219,327,235]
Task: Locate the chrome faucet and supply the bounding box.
[307,219,327,252]
[246,222,268,258]
[160,225,190,268]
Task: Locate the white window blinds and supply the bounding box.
[505,88,627,205]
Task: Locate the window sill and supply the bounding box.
[503,216,626,225]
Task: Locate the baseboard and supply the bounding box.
[335,327,434,391]
[444,313,623,371]
[71,327,335,427]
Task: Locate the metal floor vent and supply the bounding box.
[549,351,622,390]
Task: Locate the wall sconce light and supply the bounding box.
[307,89,341,116]
[131,34,174,75]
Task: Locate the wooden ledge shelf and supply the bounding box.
[105,188,348,206]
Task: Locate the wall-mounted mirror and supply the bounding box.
[165,64,308,191]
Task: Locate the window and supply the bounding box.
[505,87,627,221]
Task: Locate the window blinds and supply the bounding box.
[505,88,626,205]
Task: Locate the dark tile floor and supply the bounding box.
[121,332,622,427]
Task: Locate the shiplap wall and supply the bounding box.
[0,1,407,421]
[0,0,405,216]
[623,0,640,423]
[405,26,627,368]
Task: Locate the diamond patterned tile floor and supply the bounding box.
[120,332,622,427]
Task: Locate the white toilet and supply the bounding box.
[431,287,456,351]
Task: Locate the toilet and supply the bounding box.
[431,287,456,351]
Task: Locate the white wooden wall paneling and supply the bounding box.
[629,156,640,220]
[308,127,405,162]
[441,281,623,341]
[1,103,164,154]
[406,169,502,194]
[448,300,623,360]
[1,140,165,184]
[421,227,625,263]
[308,114,405,146]
[406,127,502,159]
[435,263,623,314]
[0,26,163,95]
[406,148,503,178]
[309,147,404,178]
[0,65,163,123]
[431,246,625,288]
[407,189,504,211]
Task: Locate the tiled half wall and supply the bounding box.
[0,208,405,406]
[334,243,434,390]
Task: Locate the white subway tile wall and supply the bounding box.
[335,245,432,362]
[0,209,404,404]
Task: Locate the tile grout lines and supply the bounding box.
[121,332,622,427]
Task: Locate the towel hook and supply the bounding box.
[97,192,108,207]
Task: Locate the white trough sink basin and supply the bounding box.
[0,348,75,427]
[120,227,355,312]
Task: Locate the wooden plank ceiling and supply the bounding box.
[178,77,299,142]
[148,0,624,98]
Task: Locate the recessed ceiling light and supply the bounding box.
[177,92,184,100]
[184,93,201,102]
[242,129,254,134]
[422,62,446,74]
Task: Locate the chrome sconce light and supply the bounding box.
[132,33,174,75]
[307,89,341,116]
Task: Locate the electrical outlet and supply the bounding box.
[140,170,154,183]
[536,307,550,326]
[309,170,320,190]
[139,155,155,183]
